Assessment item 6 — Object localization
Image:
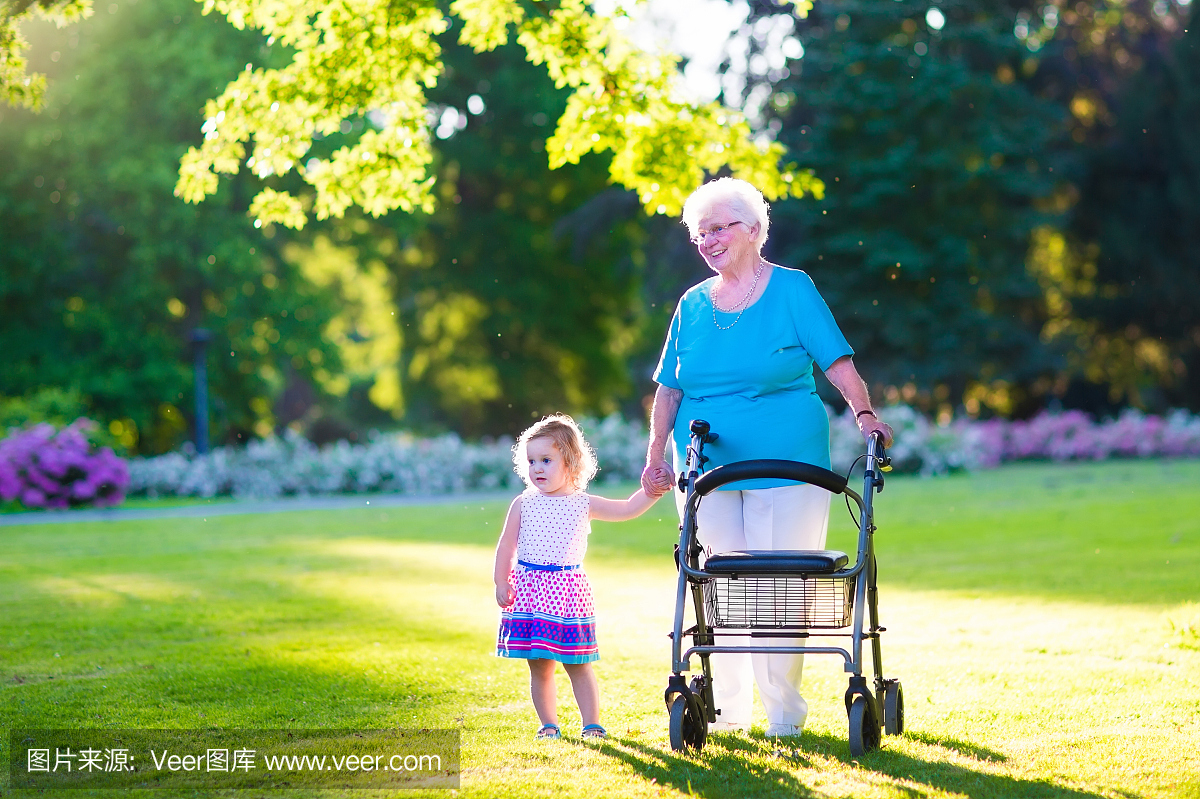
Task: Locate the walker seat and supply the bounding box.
[703,549,849,577]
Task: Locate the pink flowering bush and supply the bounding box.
[976,408,1200,466]
[0,420,129,509]
[831,406,1200,475]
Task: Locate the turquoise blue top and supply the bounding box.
[653,266,854,489]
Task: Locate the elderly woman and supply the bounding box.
[642,177,894,738]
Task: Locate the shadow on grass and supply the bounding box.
[902,730,1008,763]
[584,730,1110,799]
[577,733,818,799]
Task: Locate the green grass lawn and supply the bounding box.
[2,459,1198,798]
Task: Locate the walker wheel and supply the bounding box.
[688,677,709,750]
[883,680,904,736]
[668,694,707,753]
[848,695,881,757]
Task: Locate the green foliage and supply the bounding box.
[5,0,1196,436]
[0,386,87,430]
[0,387,132,454]
[282,234,404,418]
[1061,9,1200,410]
[769,0,1067,416]
[381,29,653,434]
[174,0,822,229]
[0,0,342,452]
[0,0,91,109]
[1013,0,1188,151]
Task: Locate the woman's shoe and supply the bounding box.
[581,724,607,740]
[765,723,802,738]
[536,724,562,740]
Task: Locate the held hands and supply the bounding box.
[640,459,675,498]
[495,579,515,608]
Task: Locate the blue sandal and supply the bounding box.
[581,724,607,740]
[536,724,562,740]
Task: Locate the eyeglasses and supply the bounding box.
[689,220,743,246]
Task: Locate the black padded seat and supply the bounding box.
[703,550,849,577]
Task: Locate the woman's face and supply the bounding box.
[694,204,760,273]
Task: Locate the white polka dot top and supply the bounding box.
[516,490,592,567]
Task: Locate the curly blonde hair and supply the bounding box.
[512,413,598,491]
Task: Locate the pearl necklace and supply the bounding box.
[711,259,766,330]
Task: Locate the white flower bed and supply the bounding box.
[128,416,648,500]
[127,407,1200,500]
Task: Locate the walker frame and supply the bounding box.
[663,419,903,756]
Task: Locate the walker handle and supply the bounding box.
[692,459,848,497]
[868,431,892,473]
[689,419,719,444]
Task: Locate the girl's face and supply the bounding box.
[526,437,575,496]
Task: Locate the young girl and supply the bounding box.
[494,413,663,741]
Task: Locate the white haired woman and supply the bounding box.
[642,177,894,738]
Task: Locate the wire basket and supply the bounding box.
[703,575,855,629]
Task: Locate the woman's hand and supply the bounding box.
[858,414,894,448]
[495,579,514,608]
[643,385,682,498]
[641,460,675,497]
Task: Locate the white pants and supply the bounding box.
[676,483,831,728]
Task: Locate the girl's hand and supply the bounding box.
[495,580,515,608]
[641,460,674,496]
[493,496,521,608]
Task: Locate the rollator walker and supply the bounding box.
[664,419,903,756]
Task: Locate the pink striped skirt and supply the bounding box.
[497,565,598,664]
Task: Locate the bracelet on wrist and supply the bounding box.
[855,409,876,422]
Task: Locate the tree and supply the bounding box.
[0,0,342,452]
[763,0,1067,418]
[1049,7,1200,410]
[321,23,667,435]
[170,0,822,229]
[1009,0,1190,150]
